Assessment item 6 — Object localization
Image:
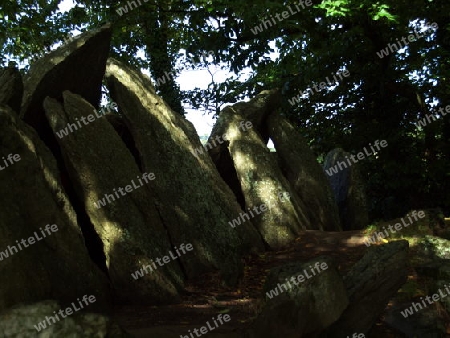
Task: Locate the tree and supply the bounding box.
[2,0,449,218]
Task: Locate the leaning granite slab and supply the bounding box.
[208,90,312,249]
[267,113,341,231]
[105,58,264,286]
[44,91,184,304]
[20,23,112,140]
[0,105,111,314]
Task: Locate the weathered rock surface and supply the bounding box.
[417,235,450,260]
[0,65,23,113]
[0,301,130,337]
[267,113,341,231]
[327,240,409,336]
[323,148,369,230]
[416,260,450,314]
[208,90,282,210]
[252,256,348,337]
[208,90,312,249]
[20,23,111,147]
[383,300,446,338]
[0,105,111,313]
[105,58,264,286]
[371,209,433,240]
[415,259,450,280]
[44,91,184,304]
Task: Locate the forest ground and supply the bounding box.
[115,222,450,337]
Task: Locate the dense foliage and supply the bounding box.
[1,0,449,219]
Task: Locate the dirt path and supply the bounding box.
[113,230,421,337]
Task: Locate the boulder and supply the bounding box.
[267,113,341,231]
[327,240,409,336]
[383,301,447,338]
[252,256,348,337]
[0,65,23,113]
[105,58,264,286]
[415,259,450,280]
[323,148,369,230]
[415,260,450,314]
[0,105,111,313]
[44,91,184,304]
[20,23,111,152]
[0,301,130,337]
[208,90,312,249]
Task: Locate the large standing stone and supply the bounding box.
[105,58,264,286]
[267,113,341,231]
[0,65,23,113]
[20,24,111,148]
[208,91,312,249]
[0,105,111,313]
[323,148,369,230]
[44,91,184,304]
